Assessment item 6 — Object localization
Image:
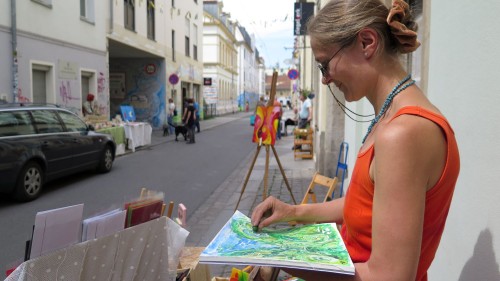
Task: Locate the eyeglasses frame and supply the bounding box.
[317,45,345,77]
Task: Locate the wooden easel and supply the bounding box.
[235,72,297,211]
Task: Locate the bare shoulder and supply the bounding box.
[375,110,447,189]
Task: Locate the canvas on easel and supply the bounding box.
[235,71,297,211]
[252,105,281,145]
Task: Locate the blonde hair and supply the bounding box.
[306,0,418,55]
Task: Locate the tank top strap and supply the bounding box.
[389,106,455,134]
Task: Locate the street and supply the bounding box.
[0,117,255,270]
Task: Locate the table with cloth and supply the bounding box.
[123,122,152,152]
[96,126,127,155]
[4,217,189,281]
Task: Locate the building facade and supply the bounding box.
[108,0,203,126]
[235,26,260,111]
[202,0,263,115]
[202,0,238,115]
[1,0,204,128]
[265,73,293,106]
[0,0,108,115]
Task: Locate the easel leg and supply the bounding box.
[264,145,270,200]
[271,145,297,204]
[235,145,262,211]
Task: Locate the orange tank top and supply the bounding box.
[340,106,460,281]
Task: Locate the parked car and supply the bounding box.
[0,104,116,201]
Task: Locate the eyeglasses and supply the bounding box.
[317,46,344,77]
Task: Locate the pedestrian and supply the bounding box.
[82,93,96,116]
[251,1,460,281]
[193,98,201,133]
[273,98,283,140]
[167,98,176,135]
[293,92,312,150]
[182,98,196,144]
[182,99,189,118]
[256,96,266,108]
[297,91,312,129]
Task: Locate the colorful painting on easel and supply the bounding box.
[200,211,354,275]
[252,105,281,145]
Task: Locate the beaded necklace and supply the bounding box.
[362,74,415,144]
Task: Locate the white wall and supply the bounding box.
[0,29,12,99]
[16,0,107,51]
[203,26,219,62]
[427,1,500,280]
[0,1,10,27]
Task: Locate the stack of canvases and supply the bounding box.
[5,191,189,281]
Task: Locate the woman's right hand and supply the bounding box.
[251,196,295,230]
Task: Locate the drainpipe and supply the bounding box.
[11,0,18,102]
[109,0,113,33]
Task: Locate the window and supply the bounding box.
[80,0,95,22]
[172,30,176,61]
[124,0,135,31]
[82,76,90,100]
[185,19,190,57]
[32,70,47,103]
[0,111,35,137]
[81,70,96,112]
[193,24,198,61]
[147,0,155,40]
[31,62,55,104]
[172,0,175,8]
[58,111,87,132]
[185,36,190,57]
[31,110,63,134]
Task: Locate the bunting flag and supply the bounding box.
[248,13,292,28]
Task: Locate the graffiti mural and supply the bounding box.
[16,88,30,103]
[58,80,81,114]
[95,72,108,116]
[59,80,79,104]
[111,59,166,129]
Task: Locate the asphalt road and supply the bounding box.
[0,117,255,271]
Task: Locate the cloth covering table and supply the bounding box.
[96,126,126,155]
[5,217,189,281]
[123,122,152,152]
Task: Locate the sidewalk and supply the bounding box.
[155,111,316,278]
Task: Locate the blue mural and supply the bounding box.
[110,60,166,129]
[238,92,259,110]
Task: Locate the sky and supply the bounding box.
[220,0,296,69]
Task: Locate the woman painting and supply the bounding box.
[251,1,460,280]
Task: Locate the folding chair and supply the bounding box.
[301,172,338,204]
[289,172,338,227]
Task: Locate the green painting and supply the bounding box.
[200,211,354,275]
